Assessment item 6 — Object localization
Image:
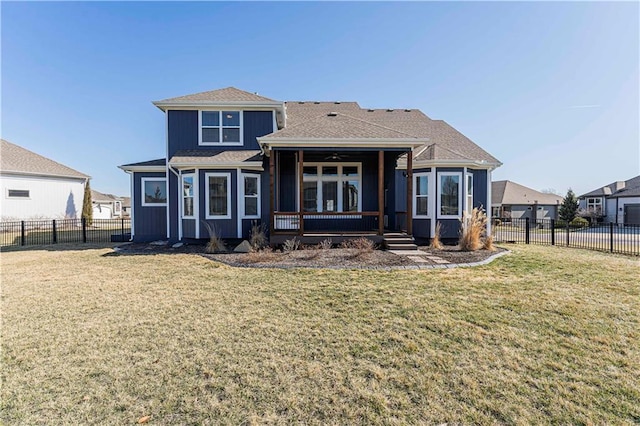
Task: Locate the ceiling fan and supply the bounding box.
[324,152,349,161]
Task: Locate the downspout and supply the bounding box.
[126,170,135,241]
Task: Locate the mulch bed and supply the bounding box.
[113,241,506,269]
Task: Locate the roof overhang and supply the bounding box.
[168,161,264,171]
[118,165,166,173]
[396,159,503,170]
[258,137,428,154]
[0,170,90,181]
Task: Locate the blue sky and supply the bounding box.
[2,1,638,197]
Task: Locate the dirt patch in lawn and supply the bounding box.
[113,242,506,269]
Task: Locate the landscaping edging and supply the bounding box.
[204,249,510,271]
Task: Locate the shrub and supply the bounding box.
[554,220,568,229]
[317,238,333,250]
[249,221,267,251]
[570,217,589,228]
[483,235,497,251]
[200,221,226,253]
[430,221,443,250]
[340,237,376,252]
[459,207,487,252]
[243,247,279,264]
[282,237,301,253]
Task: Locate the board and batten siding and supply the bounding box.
[0,174,86,220]
[167,110,275,156]
[132,171,167,242]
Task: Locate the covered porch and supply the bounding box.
[267,148,415,241]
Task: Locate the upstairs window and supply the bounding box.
[200,111,242,145]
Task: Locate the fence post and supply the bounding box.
[20,221,25,246]
[551,219,555,246]
[525,217,530,245]
[566,221,570,247]
[121,218,125,242]
[52,220,57,244]
[82,218,87,243]
[610,222,614,253]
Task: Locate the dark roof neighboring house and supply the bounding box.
[492,180,563,206]
[1,139,89,179]
[580,175,640,199]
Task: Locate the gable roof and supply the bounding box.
[155,86,278,104]
[580,175,640,198]
[91,189,123,203]
[1,139,89,180]
[492,180,563,206]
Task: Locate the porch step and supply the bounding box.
[383,233,418,251]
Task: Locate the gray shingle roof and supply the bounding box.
[1,139,89,179]
[120,158,166,168]
[492,180,563,206]
[91,189,122,203]
[169,150,263,165]
[156,87,278,104]
[581,175,640,198]
[263,112,420,140]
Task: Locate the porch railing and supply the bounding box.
[273,211,379,234]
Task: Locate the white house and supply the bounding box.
[0,139,89,220]
[91,189,125,219]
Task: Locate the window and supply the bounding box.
[200,111,242,145]
[438,172,462,218]
[413,173,429,218]
[182,174,195,218]
[205,173,231,219]
[242,173,261,218]
[7,189,29,198]
[301,163,361,213]
[114,201,122,215]
[587,197,602,215]
[466,173,474,214]
[141,178,167,206]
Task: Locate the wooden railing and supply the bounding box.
[273,211,380,235]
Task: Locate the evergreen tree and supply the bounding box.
[559,188,579,222]
[82,180,93,225]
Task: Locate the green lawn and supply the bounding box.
[1,244,638,424]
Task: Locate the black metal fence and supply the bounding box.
[0,218,131,249]
[493,218,640,256]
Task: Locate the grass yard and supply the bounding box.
[1,244,639,424]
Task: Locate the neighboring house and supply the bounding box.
[91,189,125,219]
[579,175,640,225]
[121,197,131,217]
[1,139,89,220]
[492,180,563,221]
[119,87,501,243]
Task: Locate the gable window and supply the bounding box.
[205,172,231,219]
[242,173,261,218]
[141,178,167,206]
[7,189,30,198]
[466,173,474,214]
[182,174,195,218]
[302,163,361,213]
[438,172,462,218]
[200,111,242,146]
[413,173,429,218]
[586,197,602,215]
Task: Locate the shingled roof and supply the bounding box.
[1,139,89,179]
[580,175,640,198]
[492,180,563,206]
[154,87,278,104]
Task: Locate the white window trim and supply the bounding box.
[114,201,122,215]
[413,171,431,219]
[301,162,362,213]
[437,172,463,219]
[198,110,244,146]
[141,177,167,207]
[181,173,196,219]
[466,172,474,214]
[205,172,232,219]
[241,172,261,219]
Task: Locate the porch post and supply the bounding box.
[378,150,384,235]
[406,150,413,235]
[269,149,275,237]
[298,150,304,236]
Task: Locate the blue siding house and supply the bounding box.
[120,87,501,244]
